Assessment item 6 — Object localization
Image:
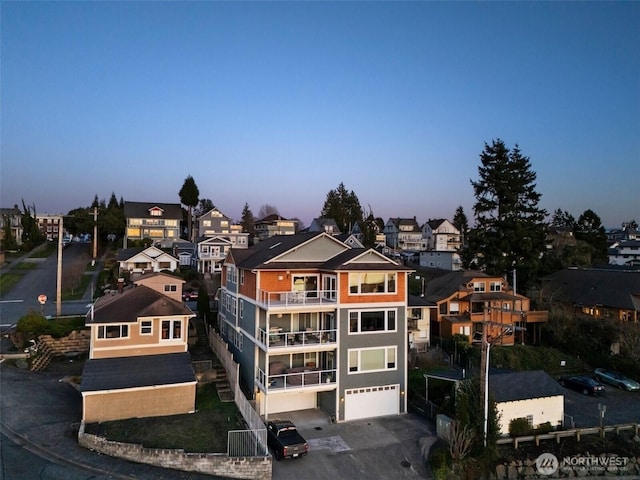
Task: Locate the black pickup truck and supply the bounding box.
[266,420,308,460]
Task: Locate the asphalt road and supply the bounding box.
[0,243,93,331]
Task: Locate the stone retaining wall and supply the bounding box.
[78,423,272,480]
[39,330,90,355]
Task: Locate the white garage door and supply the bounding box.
[268,391,316,415]
[344,384,399,421]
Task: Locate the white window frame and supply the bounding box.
[140,320,153,335]
[348,346,397,374]
[490,281,502,292]
[473,282,486,292]
[97,324,130,339]
[164,284,177,292]
[348,309,397,334]
[161,319,182,341]
[348,272,397,295]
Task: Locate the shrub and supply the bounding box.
[535,421,554,434]
[509,417,532,437]
[16,312,49,340]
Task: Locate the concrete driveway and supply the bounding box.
[271,409,435,480]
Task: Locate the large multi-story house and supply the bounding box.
[422,219,461,251]
[217,232,413,423]
[383,217,426,252]
[253,214,297,242]
[423,270,548,345]
[123,201,182,248]
[0,206,23,245]
[80,273,197,423]
[196,208,250,248]
[36,213,63,241]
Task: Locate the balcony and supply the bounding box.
[256,289,337,310]
[258,327,337,349]
[257,366,336,392]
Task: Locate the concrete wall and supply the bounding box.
[78,423,272,480]
[496,396,564,436]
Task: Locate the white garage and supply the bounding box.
[266,391,317,415]
[344,384,400,421]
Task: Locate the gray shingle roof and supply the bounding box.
[79,352,196,392]
[87,285,193,324]
[490,370,565,402]
[123,201,182,219]
[422,270,490,302]
[542,267,640,310]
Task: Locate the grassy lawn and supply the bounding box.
[84,383,243,453]
[0,272,24,296]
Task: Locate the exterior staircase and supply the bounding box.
[214,366,234,403]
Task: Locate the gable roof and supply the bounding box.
[542,267,640,310]
[80,352,196,392]
[229,232,411,272]
[255,214,296,224]
[88,285,193,324]
[423,270,490,302]
[123,201,182,219]
[490,370,565,402]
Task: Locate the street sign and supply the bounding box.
[38,294,47,304]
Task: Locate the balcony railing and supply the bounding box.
[257,367,336,391]
[258,327,337,348]
[256,289,337,309]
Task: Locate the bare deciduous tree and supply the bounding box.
[445,420,476,460]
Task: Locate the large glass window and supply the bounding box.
[348,347,397,373]
[349,310,397,333]
[349,273,397,294]
[98,324,129,339]
[161,320,182,340]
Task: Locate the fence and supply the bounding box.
[208,326,269,458]
[496,422,639,449]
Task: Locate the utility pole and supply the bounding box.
[480,302,489,447]
[56,216,63,317]
[93,206,98,261]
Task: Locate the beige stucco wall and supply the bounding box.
[82,382,197,423]
[496,395,564,435]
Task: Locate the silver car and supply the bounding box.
[594,368,640,391]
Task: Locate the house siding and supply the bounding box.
[496,396,564,435]
[82,383,196,423]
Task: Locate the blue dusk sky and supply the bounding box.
[1,1,638,228]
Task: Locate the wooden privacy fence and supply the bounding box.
[497,423,639,449]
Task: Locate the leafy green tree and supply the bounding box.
[320,182,363,233]
[468,140,547,293]
[99,193,125,245]
[574,209,607,265]
[179,175,200,241]
[240,203,255,239]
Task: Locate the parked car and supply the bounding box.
[593,368,640,391]
[266,420,308,460]
[558,375,605,395]
[182,289,198,301]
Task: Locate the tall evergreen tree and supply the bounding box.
[179,175,200,241]
[468,139,546,293]
[574,209,607,265]
[320,182,363,233]
[550,208,575,229]
[240,203,256,239]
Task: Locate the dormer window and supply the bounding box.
[149,207,163,217]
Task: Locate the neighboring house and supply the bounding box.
[218,232,413,423]
[419,250,463,271]
[195,235,233,273]
[408,295,435,352]
[117,246,179,275]
[80,273,197,423]
[541,267,640,323]
[308,218,341,235]
[422,219,461,252]
[423,270,548,345]
[383,217,426,252]
[607,227,640,243]
[36,213,63,241]
[172,241,196,268]
[123,201,182,249]
[0,206,23,245]
[196,208,250,249]
[608,240,640,267]
[490,370,565,435]
[545,226,576,254]
[254,214,298,242]
[334,233,365,249]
